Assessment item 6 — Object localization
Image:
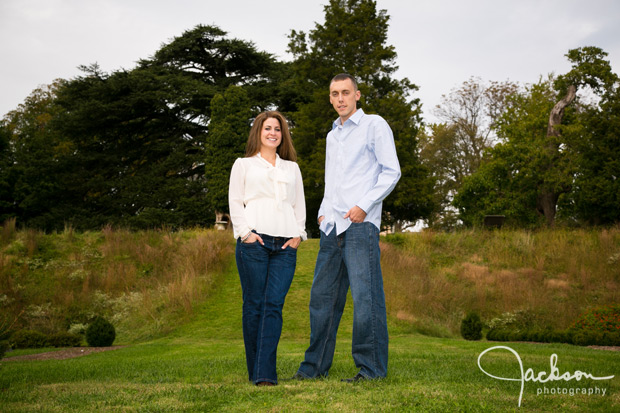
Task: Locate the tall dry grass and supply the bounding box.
[0,225,234,342]
[381,227,620,336]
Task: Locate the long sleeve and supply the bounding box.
[293,163,308,240]
[228,155,307,240]
[228,158,252,240]
[319,109,400,235]
[356,119,401,213]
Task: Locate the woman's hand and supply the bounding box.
[282,237,301,250]
[243,232,264,245]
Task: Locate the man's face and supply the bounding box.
[329,79,361,122]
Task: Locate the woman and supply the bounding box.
[228,111,306,386]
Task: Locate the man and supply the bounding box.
[295,73,401,382]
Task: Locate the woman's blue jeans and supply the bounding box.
[297,222,388,379]
[236,233,297,385]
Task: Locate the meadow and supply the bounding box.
[0,227,619,411]
[381,228,620,336]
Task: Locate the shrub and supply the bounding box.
[572,331,599,346]
[570,305,620,335]
[486,328,498,341]
[47,331,82,348]
[9,329,48,349]
[86,317,116,347]
[548,330,569,343]
[461,312,483,340]
[0,340,9,359]
[600,332,620,346]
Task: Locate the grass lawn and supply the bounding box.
[1,239,618,412]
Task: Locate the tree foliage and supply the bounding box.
[454,77,562,227]
[455,47,619,227]
[1,25,280,230]
[421,78,518,228]
[287,0,433,233]
[205,86,252,216]
[0,81,70,228]
[2,17,617,231]
[563,86,620,225]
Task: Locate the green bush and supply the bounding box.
[9,329,48,349]
[0,340,9,359]
[570,305,620,335]
[48,331,82,348]
[600,332,620,346]
[86,317,116,347]
[460,312,483,340]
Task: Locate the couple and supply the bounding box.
[228,73,401,386]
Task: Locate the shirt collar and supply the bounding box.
[333,108,365,129]
[256,152,281,167]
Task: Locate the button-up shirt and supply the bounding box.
[229,153,307,240]
[318,109,401,236]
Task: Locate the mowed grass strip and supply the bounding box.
[1,239,618,412]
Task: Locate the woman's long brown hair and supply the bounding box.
[245,111,297,161]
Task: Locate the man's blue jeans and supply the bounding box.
[236,233,297,385]
[297,222,388,379]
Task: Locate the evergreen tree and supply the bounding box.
[287,0,433,234]
[205,86,252,220]
[48,25,279,230]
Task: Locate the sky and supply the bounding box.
[1,0,619,122]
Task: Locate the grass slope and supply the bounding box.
[1,239,618,412]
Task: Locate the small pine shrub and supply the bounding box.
[9,330,48,349]
[461,312,483,341]
[48,331,82,348]
[86,317,116,347]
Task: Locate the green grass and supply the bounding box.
[382,228,620,334]
[1,238,619,411]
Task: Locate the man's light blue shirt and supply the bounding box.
[318,108,401,236]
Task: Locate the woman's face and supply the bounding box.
[260,117,282,152]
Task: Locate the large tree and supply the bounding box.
[537,47,617,226]
[287,0,433,234]
[564,84,620,225]
[0,25,282,230]
[0,81,74,229]
[421,78,518,228]
[454,47,619,227]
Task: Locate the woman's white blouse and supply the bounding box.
[229,153,307,241]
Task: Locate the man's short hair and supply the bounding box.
[330,73,358,91]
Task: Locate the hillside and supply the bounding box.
[1,232,619,411]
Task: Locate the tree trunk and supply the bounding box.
[539,85,577,227]
[537,192,559,227]
[547,85,577,139]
